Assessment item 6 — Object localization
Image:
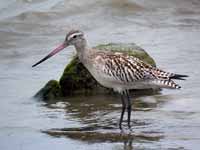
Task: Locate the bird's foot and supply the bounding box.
[119,123,133,134]
[120,127,133,135]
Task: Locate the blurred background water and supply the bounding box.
[0,0,200,149]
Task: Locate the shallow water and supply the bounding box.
[0,0,200,149]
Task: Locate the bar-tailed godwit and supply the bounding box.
[33,30,188,129]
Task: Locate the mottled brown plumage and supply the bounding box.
[90,51,182,91]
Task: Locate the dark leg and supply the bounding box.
[119,91,126,130]
[125,90,132,129]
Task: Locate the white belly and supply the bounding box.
[88,67,157,93]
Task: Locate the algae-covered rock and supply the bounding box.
[35,80,62,100]
[36,43,157,99]
[59,57,102,96]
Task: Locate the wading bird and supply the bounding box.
[32,30,188,129]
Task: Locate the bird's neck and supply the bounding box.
[74,39,93,64]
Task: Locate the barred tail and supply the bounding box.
[155,79,181,89]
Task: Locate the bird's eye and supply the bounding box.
[73,35,77,38]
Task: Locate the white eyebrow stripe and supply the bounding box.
[67,32,83,40]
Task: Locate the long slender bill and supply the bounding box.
[32,43,67,67]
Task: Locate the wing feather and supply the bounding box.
[92,52,183,89]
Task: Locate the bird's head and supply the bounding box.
[65,30,85,46]
[32,30,85,67]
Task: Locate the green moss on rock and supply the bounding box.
[34,80,61,100]
[59,57,101,96]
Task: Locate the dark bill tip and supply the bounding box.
[32,43,67,67]
[32,54,51,67]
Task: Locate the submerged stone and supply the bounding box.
[34,80,62,100]
[36,43,157,99]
